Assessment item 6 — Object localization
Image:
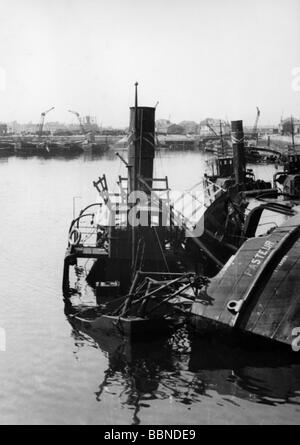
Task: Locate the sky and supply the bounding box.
[0,0,299,127]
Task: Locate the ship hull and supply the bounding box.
[190,212,300,347]
[73,314,179,339]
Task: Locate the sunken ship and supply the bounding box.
[190,130,300,348]
[63,84,300,348]
[63,84,209,339]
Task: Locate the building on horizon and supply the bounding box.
[156,119,172,134]
[0,123,7,136]
[178,121,198,134]
[198,118,230,137]
[279,117,300,135]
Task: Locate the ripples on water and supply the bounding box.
[0,151,299,425]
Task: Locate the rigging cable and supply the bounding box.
[153,224,170,272]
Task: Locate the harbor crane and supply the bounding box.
[252,106,261,137]
[205,119,219,137]
[38,107,55,138]
[68,110,87,135]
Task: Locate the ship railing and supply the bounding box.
[91,174,208,233]
[203,177,226,206]
[138,178,207,229]
[117,175,128,202]
[68,218,98,248]
[68,203,105,248]
[67,200,190,250]
[170,180,207,225]
[137,176,204,233]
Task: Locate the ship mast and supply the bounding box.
[219,120,224,155]
[291,115,295,151]
[231,120,246,185]
[127,84,156,279]
[131,82,139,275]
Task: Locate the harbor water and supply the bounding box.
[0,150,299,425]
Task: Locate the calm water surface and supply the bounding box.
[0,151,299,425]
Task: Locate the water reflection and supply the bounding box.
[65,306,300,424]
[82,149,122,162]
[189,335,300,407]
[68,314,179,424]
[1,151,294,424]
[0,156,10,163]
[11,150,126,165]
[12,152,82,162]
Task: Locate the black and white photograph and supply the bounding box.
[0,0,299,427]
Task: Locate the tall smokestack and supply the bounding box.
[128,106,155,194]
[231,120,246,184]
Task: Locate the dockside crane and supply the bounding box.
[68,110,87,135]
[252,106,261,139]
[205,119,219,137]
[38,107,55,138]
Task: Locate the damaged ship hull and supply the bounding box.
[190,211,300,347]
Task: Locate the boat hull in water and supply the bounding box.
[190,211,300,348]
[67,291,185,341]
[72,313,181,339]
[0,141,15,155]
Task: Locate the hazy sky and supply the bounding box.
[0,0,299,126]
